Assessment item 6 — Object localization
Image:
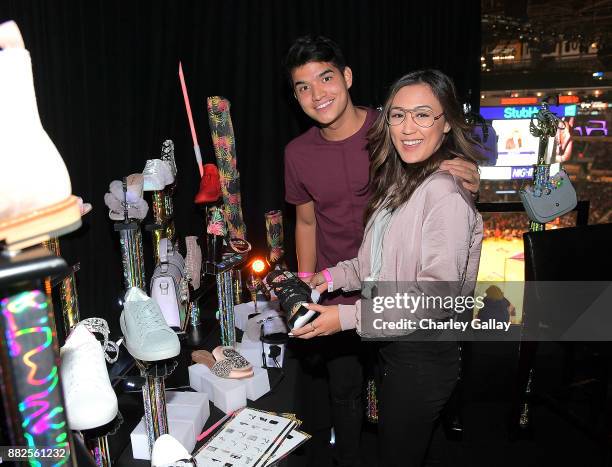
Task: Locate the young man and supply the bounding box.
[283,35,479,466]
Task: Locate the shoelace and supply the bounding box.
[134,301,168,338]
[79,318,119,363]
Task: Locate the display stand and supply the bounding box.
[135,359,177,455]
[204,252,248,347]
[515,102,563,435]
[44,237,118,467]
[114,206,173,458]
[0,247,76,465]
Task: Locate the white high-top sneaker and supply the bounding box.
[120,287,180,361]
[143,159,175,191]
[60,322,118,431]
[151,434,195,467]
[0,21,81,251]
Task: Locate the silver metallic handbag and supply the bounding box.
[519,169,577,223]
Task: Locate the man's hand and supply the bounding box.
[440,158,480,194]
[290,304,341,338]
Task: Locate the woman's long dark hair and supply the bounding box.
[364,69,481,225]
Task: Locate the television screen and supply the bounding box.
[479,116,574,180]
[493,119,540,166]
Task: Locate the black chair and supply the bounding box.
[511,223,612,446]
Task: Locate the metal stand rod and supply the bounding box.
[150,190,177,265]
[138,362,172,457]
[233,269,243,305]
[118,226,146,290]
[216,269,236,347]
[86,435,112,467]
[43,237,80,337]
[142,374,169,445]
[366,379,378,423]
[190,300,201,327]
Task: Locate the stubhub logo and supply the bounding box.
[511,166,534,179]
[503,107,539,119]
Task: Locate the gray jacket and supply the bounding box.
[328,170,483,336]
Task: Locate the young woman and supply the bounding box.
[292,69,483,466]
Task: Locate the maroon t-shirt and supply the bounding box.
[284,108,378,305]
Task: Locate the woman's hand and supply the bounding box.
[309,271,329,294]
[290,304,341,338]
[440,158,480,194]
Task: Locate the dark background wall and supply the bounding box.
[0,0,480,333]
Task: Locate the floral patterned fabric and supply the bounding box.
[207,96,247,240]
[265,210,285,264]
[206,206,227,237]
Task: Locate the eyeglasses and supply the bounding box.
[385,107,445,128]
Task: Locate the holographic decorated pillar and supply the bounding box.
[42,237,80,336]
[206,96,247,240]
[115,223,146,290]
[216,270,236,347]
[0,249,76,466]
[135,359,176,457]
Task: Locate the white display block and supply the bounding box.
[130,418,194,460]
[245,366,271,401]
[165,391,209,431]
[237,335,285,368]
[234,300,280,331]
[166,405,198,441]
[188,364,247,414]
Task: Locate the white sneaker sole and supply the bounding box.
[0,195,81,251]
[120,312,180,362]
[66,398,118,431]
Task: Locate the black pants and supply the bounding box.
[295,330,364,467]
[378,341,459,467]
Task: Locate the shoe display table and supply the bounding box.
[112,318,308,466]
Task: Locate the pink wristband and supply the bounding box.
[322,269,333,282]
[297,272,315,278]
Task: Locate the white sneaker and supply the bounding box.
[161,140,177,178]
[60,322,118,431]
[0,21,81,250]
[143,159,174,191]
[120,287,180,361]
[151,434,194,467]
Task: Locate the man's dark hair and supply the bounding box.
[284,35,346,85]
